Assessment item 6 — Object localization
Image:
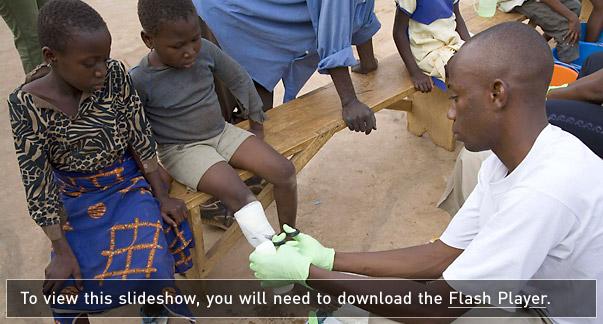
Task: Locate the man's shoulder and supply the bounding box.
[512,127,603,212]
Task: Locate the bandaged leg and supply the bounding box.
[234,201,276,247]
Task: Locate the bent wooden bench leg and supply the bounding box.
[185,205,206,279]
[407,87,456,151]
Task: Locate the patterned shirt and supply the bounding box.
[8,60,158,227]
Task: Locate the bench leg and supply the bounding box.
[407,87,456,151]
[185,206,206,279]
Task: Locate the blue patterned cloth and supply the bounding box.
[193,0,381,101]
[50,154,194,323]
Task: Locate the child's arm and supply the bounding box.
[393,8,433,93]
[453,2,471,41]
[539,0,581,44]
[8,93,83,294]
[206,40,266,137]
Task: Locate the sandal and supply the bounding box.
[200,198,234,230]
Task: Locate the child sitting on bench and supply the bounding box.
[393,0,470,93]
[131,0,298,247]
[498,0,581,63]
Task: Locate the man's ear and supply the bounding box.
[490,79,508,111]
[141,30,154,49]
[42,46,55,65]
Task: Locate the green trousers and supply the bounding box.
[0,0,47,74]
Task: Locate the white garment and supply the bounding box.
[441,125,603,324]
[498,0,528,13]
[396,0,464,80]
[234,201,276,247]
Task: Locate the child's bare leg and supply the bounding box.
[229,136,297,228]
[352,38,378,74]
[197,161,275,246]
[196,162,256,212]
[585,0,603,42]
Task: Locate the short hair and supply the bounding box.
[38,0,107,52]
[137,0,197,35]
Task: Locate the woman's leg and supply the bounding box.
[229,136,298,228]
[352,38,379,74]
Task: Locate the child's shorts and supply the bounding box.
[158,123,254,190]
[515,0,581,63]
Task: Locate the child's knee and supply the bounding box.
[227,187,256,211]
[272,159,297,187]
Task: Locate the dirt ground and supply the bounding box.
[0,1,459,323]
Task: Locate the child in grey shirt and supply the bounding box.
[131,0,298,247]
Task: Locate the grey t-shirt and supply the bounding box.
[130,39,265,144]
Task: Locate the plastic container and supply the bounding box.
[552,41,603,69]
[474,0,497,18]
[550,63,579,86]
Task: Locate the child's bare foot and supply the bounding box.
[351,57,379,74]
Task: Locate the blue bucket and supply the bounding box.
[552,41,603,70]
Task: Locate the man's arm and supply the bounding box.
[333,240,463,279]
[547,69,603,104]
[328,67,377,135]
[539,0,580,44]
[308,267,466,321]
[393,9,433,93]
[453,2,471,41]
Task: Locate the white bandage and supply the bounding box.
[234,201,276,247]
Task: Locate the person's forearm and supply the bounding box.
[145,169,170,201]
[393,14,424,77]
[332,241,462,279]
[43,224,73,254]
[328,66,358,106]
[307,266,463,320]
[548,72,603,103]
[454,4,471,41]
[539,0,578,20]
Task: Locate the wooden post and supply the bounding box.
[407,87,456,151]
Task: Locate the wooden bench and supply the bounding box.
[170,4,526,279]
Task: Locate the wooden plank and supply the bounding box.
[385,100,412,112]
[408,87,456,151]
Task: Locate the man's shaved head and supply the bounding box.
[446,22,553,153]
[449,22,554,97]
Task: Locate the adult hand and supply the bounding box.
[412,72,433,93]
[565,14,580,44]
[249,243,312,288]
[158,197,189,226]
[43,239,82,295]
[283,224,335,271]
[342,98,377,135]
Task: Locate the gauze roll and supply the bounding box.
[234,201,276,247]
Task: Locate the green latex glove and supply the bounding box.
[283,224,335,271]
[249,243,311,288]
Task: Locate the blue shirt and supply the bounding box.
[193,0,381,101]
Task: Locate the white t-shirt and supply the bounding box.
[441,125,603,323]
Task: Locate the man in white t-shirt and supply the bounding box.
[248,22,603,322]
